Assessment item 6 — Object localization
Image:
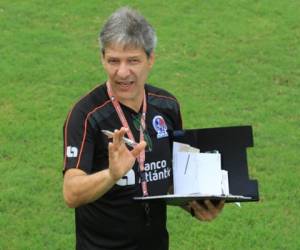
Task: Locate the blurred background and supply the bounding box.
[0,0,299,249]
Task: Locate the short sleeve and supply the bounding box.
[174,101,183,130]
[63,106,95,174]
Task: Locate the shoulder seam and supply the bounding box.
[63,99,111,170]
[148,92,178,103]
[70,84,102,111]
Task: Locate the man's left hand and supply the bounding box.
[188,200,225,221]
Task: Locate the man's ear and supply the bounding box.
[100,53,105,66]
[100,49,106,65]
[148,52,155,68]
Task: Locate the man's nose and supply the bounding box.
[116,62,131,78]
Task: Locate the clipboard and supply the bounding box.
[133,126,259,205]
[170,126,259,201]
[134,194,252,206]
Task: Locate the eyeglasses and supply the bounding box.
[132,114,153,152]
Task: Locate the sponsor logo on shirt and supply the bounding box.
[144,160,171,182]
[115,160,171,187]
[66,146,78,158]
[152,115,168,139]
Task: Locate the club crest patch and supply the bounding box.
[152,115,169,139]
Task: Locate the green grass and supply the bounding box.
[1,0,300,249]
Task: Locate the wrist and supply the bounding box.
[105,168,119,184]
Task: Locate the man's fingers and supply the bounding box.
[110,127,146,158]
[216,200,225,210]
[204,200,215,210]
[191,201,207,214]
[203,200,219,218]
[112,127,127,146]
[131,141,147,157]
[112,129,120,146]
[190,200,224,221]
[108,142,116,157]
[190,201,210,221]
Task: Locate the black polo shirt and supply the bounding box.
[63,83,182,250]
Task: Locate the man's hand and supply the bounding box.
[188,200,225,221]
[63,127,146,208]
[108,127,146,181]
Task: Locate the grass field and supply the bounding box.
[1,0,300,249]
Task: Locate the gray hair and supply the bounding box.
[99,7,157,57]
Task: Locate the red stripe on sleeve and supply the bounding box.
[63,108,74,169]
[75,99,111,169]
[63,84,102,170]
[148,92,183,129]
[148,92,178,103]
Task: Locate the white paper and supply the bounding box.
[172,142,200,154]
[173,152,198,194]
[173,142,226,196]
[221,170,229,195]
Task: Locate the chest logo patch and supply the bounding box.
[152,115,169,139]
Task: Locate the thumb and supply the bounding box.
[130,141,147,157]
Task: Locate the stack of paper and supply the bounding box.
[173,142,229,196]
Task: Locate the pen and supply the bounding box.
[101,130,137,148]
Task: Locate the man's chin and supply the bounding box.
[117,93,135,101]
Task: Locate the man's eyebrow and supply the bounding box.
[105,55,142,60]
[106,56,119,60]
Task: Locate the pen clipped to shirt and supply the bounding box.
[101,130,137,148]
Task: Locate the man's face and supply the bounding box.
[102,44,154,106]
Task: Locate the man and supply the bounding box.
[63,7,224,250]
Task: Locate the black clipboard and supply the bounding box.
[134,194,252,206]
[134,126,259,205]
